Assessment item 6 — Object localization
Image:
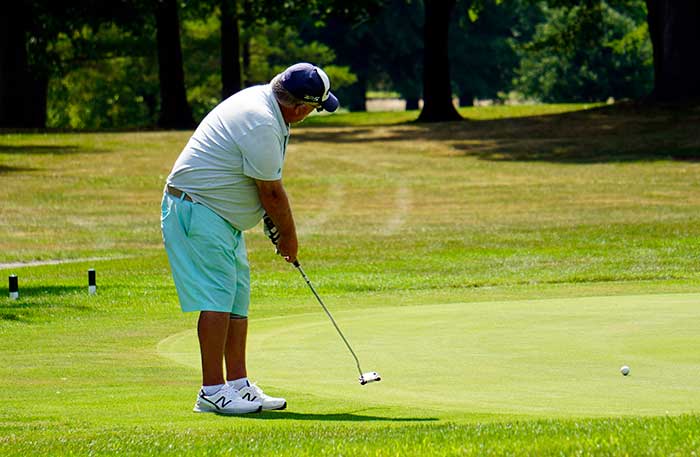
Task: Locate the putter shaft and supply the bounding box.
[293,260,364,377]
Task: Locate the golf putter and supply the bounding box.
[293,260,381,386]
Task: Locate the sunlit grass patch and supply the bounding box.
[1,105,699,455]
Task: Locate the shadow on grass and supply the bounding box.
[0,144,83,155]
[247,410,439,422]
[292,103,700,163]
[0,312,22,321]
[1,286,91,323]
[0,144,110,156]
[0,145,110,174]
[1,285,89,308]
[0,164,38,174]
[1,285,86,298]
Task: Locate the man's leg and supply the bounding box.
[225,314,287,410]
[198,311,231,386]
[224,316,248,381]
[193,311,261,414]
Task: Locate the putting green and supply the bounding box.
[158,293,700,419]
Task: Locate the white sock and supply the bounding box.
[202,383,225,396]
[228,377,250,390]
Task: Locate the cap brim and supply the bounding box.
[321,92,339,112]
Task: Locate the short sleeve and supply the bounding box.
[238,125,284,181]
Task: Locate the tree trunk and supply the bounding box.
[405,97,420,110]
[344,73,368,112]
[646,0,700,102]
[342,47,369,111]
[155,0,195,129]
[0,8,27,127]
[242,36,252,87]
[241,0,252,87]
[417,0,462,122]
[0,3,43,128]
[26,72,48,128]
[459,90,474,107]
[221,0,242,100]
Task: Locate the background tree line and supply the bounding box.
[0,0,697,129]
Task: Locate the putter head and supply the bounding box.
[359,371,381,385]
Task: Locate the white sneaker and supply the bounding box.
[237,382,287,410]
[193,385,262,414]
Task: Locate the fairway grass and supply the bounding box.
[303,103,605,126]
[1,104,700,455]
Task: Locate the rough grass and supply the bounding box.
[1,103,700,455]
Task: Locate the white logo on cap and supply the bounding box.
[315,67,331,102]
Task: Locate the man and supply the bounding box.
[161,63,339,414]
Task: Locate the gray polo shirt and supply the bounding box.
[167,84,290,231]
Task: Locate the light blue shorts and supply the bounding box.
[161,192,250,316]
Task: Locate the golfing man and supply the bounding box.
[161,63,339,414]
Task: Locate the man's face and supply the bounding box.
[287,104,316,124]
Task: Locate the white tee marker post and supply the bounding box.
[9,275,19,300]
[88,269,96,295]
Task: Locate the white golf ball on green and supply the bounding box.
[620,365,630,376]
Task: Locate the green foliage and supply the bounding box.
[322,65,358,90]
[245,22,340,83]
[450,0,537,103]
[47,58,159,129]
[181,16,357,122]
[371,0,424,102]
[180,15,221,122]
[514,1,653,102]
[37,0,658,126]
[46,25,159,129]
[46,13,358,128]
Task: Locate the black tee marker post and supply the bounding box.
[9,275,19,300]
[88,269,96,295]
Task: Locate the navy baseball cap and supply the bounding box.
[279,63,339,112]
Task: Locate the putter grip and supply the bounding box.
[293,260,300,268]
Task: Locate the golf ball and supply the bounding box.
[620,365,630,376]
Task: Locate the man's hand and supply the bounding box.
[275,232,298,264]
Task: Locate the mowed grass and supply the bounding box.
[1,103,700,455]
[304,102,606,126]
[161,294,700,417]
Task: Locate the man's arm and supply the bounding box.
[255,179,298,263]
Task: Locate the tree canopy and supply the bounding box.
[1,0,695,129]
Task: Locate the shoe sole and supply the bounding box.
[262,401,287,411]
[193,405,262,415]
